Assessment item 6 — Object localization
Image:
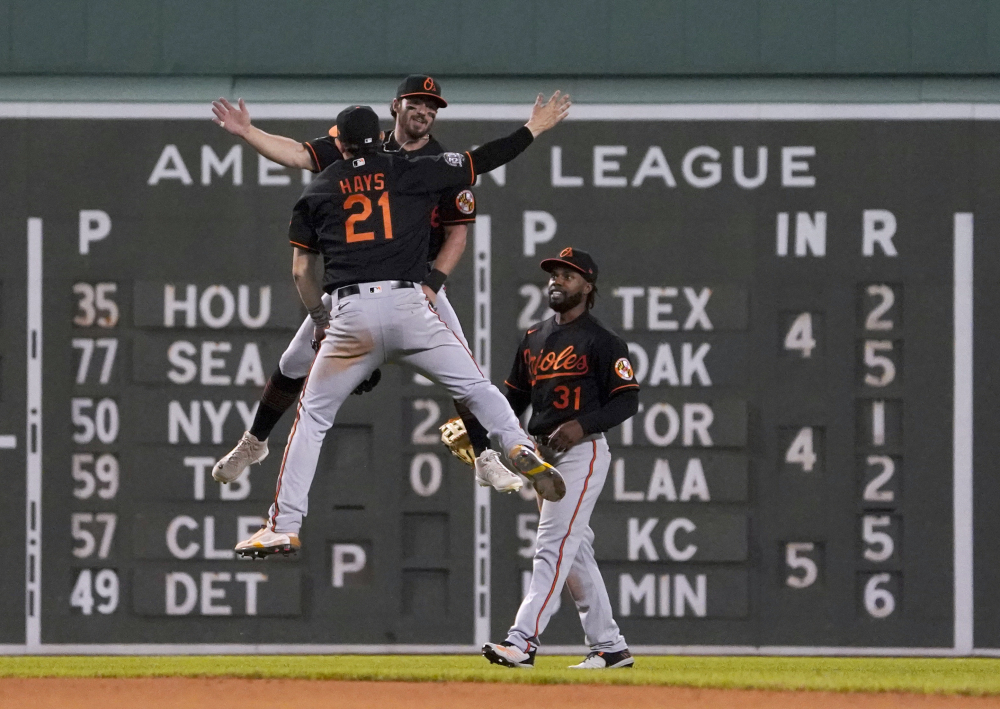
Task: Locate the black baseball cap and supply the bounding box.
[540,247,598,283]
[336,105,380,145]
[395,74,448,108]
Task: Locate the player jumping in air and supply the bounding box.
[482,248,638,670]
[235,94,571,557]
[209,75,521,495]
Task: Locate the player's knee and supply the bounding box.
[278,354,311,380]
[532,547,560,567]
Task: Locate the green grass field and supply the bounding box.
[2,656,1000,695]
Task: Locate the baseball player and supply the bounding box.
[210,75,519,494]
[482,248,639,670]
[235,94,571,557]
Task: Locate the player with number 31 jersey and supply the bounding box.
[483,247,639,671]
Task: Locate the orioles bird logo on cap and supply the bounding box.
[560,247,573,257]
[424,77,436,91]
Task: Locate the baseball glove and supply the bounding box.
[439,417,476,466]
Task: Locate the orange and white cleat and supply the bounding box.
[235,524,300,559]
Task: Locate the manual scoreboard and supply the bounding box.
[0,107,991,652]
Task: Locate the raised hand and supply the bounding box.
[525,91,572,137]
[211,98,252,137]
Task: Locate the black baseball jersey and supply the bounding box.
[304,132,476,262]
[505,312,640,436]
[288,150,475,290]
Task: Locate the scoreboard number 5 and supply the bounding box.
[785,542,819,589]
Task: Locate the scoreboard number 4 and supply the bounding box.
[784,427,819,472]
[783,313,817,358]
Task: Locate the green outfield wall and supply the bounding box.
[2,0,1000,78]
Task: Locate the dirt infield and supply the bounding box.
[3,678,1000,709]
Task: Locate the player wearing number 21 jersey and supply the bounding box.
[289,147,470,290]
[235,95,572,557]
[483,247,639,670]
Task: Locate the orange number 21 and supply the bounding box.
[344,192,394,243]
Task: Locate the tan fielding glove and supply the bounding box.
[439,417,476,467]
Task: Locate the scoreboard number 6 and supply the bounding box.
[863,573,896,619]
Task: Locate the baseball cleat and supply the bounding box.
[482,641,535,669]
[509,445,566,502]
[213,431,268,483]
[568,648,634,669]
[235,524,300,559]
[475,450,524,493]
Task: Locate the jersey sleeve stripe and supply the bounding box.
[608,383,640,395]
[303,142,321,172]
[440,217,476,225]
[289,240,320,253]
[465,151,475,184]
[503,379,526,391]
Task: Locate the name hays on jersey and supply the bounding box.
[338,173,386,195]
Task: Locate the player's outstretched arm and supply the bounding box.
[212,98,314,171]
[464,91,571,176]
[524,91,572,137]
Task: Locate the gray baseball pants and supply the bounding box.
[269,281,530,533]
[279,285,467,379]
[507,435,628,653]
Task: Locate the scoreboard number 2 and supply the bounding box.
[862,456,896,504]
[864,285,895,331]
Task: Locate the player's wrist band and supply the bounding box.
[423,268,447,294]
[308,303,331,327]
